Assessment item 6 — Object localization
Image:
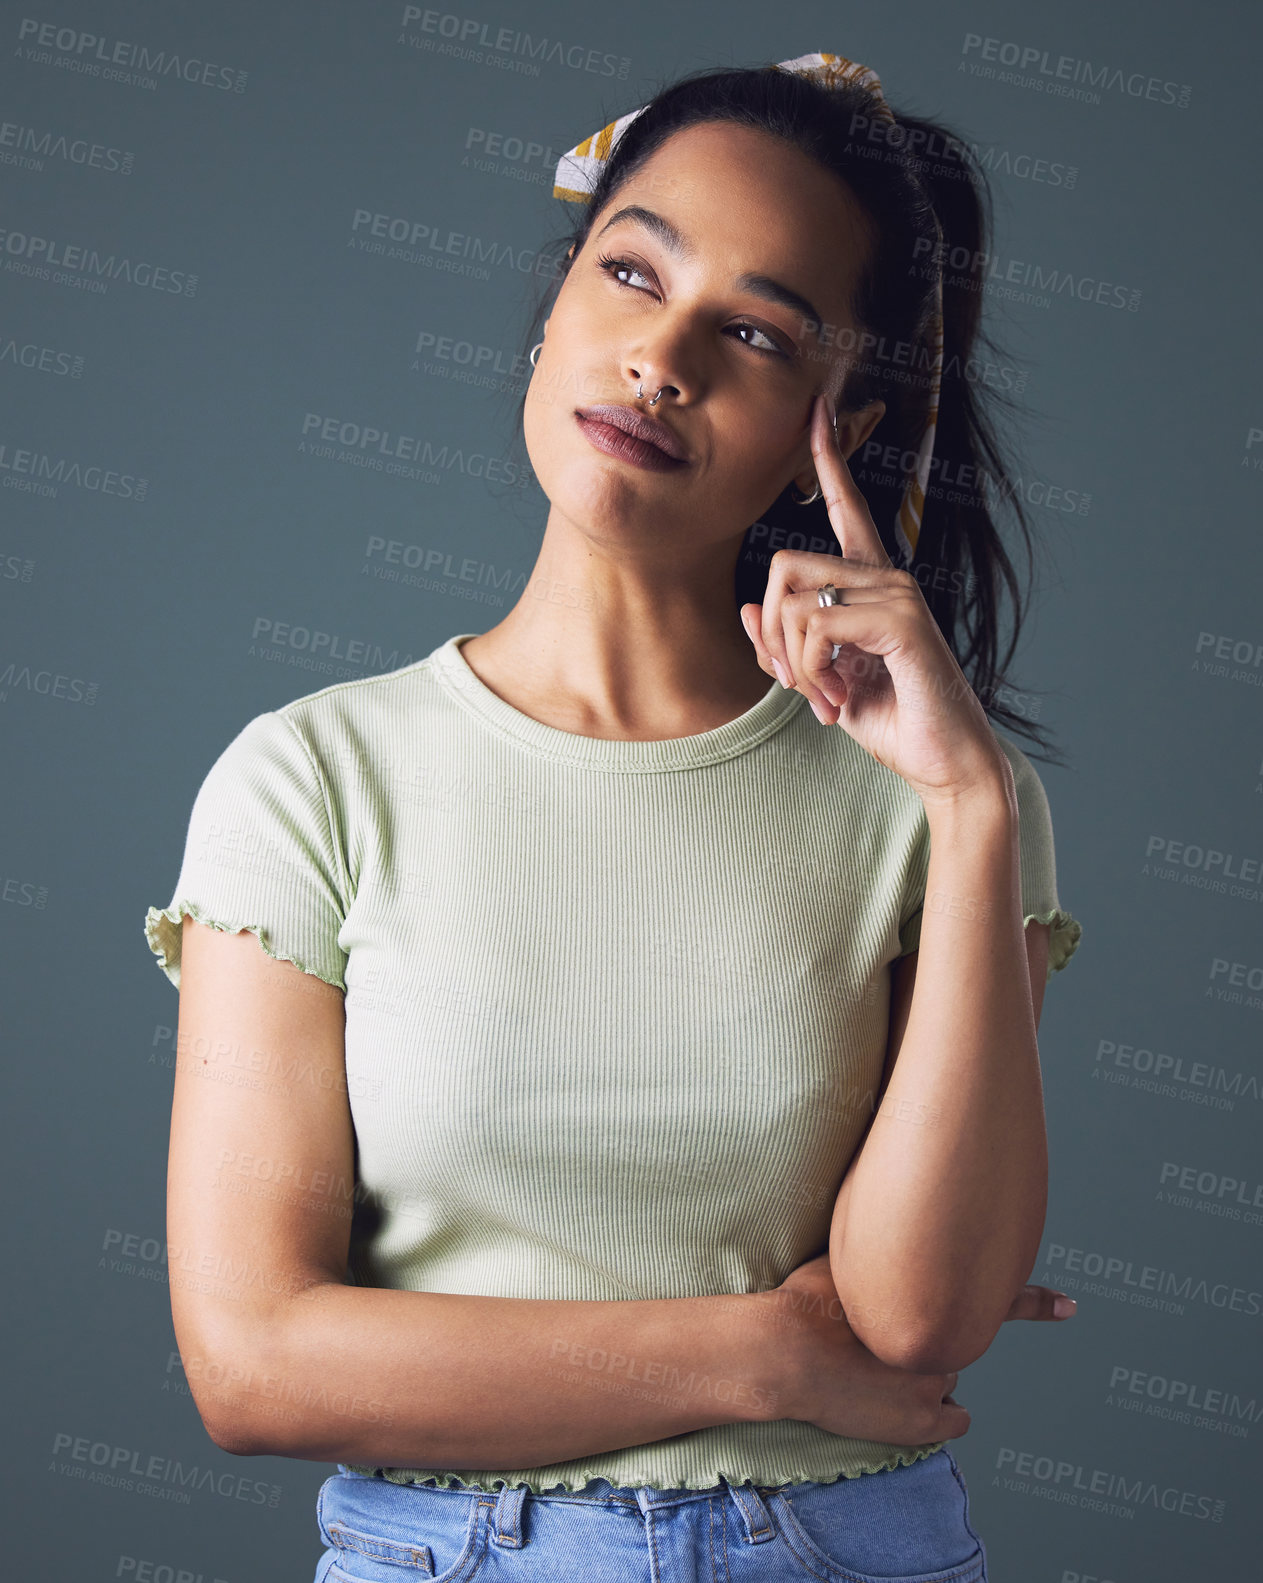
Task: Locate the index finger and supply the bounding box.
[811,392,893,569]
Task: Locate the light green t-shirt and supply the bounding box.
[144,631,1081,1493]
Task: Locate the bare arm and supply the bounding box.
[169,915,782,1462]
[170,916,967,1464]
[828,778,1052,1375]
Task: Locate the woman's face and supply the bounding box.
[524,119,883,561]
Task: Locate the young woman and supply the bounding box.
[145,53,1082,1583]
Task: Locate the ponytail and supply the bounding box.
[876,114,1055,761]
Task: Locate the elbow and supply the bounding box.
[845,1299,1001,1375]
[177,1317,294,1460]
[877,1326,996,1376]
[193,1381,287,1459]
[182,1280,349,1460]
[204,1413,273,1458]
[846,1321,970,1375]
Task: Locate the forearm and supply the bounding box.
[202,1281,781,1464]
[830,775,1047,1369]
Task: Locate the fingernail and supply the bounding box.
[809,698,834,726]
[1052,1296,1077,1318]
[771,658,791,689]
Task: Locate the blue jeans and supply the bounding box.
[312,1449,988,1582]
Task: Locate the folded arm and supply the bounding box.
[169,917,789,1463]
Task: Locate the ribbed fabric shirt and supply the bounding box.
[144,631,1081,1493]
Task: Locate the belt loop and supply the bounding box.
[724,1479,776,1544]
[491,1482,529,1547]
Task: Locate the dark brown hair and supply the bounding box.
[503,63,1065,762]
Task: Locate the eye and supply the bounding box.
[732,322,786,356]
[595,252,654,292]
[594,252,793,360]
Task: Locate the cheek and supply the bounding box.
[521,375,622,510]
[528,321,622,415]
[719,403,801,485]
[523,381,598,510]
[522,379,549,461]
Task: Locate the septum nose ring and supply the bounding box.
[635,382,664,406]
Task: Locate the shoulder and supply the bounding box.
[989,726,1060,855]
[245,634,466,785]
[990,726,1082,975]
[183,640,462,846]
[991,727,1051,804]
[270,641,446,736]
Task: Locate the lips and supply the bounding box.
[574,404,688,463]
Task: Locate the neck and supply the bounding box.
[458,519,771,741]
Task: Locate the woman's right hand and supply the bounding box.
[750,1253,1074,1446]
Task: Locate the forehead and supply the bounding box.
[600,120,873,327]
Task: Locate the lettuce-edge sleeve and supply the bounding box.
[143,710,350,992]
[897,733,1082,981]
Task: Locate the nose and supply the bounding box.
[628,362,680,406]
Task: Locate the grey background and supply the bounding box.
[3,1,1261,1578]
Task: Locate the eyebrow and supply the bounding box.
[594,204,825,343]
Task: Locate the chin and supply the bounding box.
[561,465,700,557]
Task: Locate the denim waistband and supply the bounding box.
[495,1477,782,1550]
[341,1468,788,1549]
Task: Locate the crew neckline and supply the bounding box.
[429,633,807,773]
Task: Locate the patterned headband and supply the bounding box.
[552,51,944,566]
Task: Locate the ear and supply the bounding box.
[836,398,886,462]
[790,398,887,495]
